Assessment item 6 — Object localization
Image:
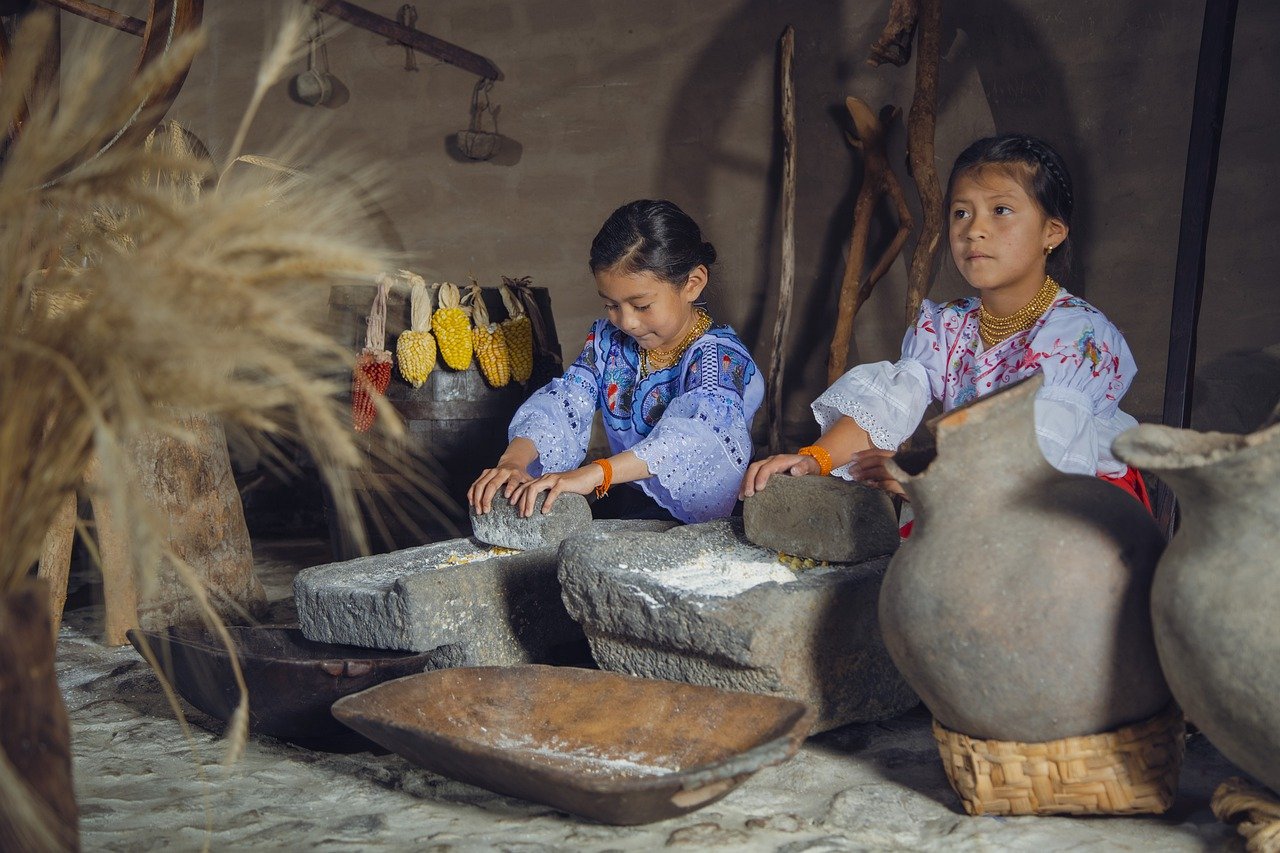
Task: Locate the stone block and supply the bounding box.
[742,475,899,563]
[469,491,593,550]
[295,520,675,666]
[558,519,918,733]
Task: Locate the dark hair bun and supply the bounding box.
[590,199,715,284]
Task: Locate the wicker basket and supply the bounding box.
[933,704,1185,816]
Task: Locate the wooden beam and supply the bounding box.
[38,0,145,37]
[1155,0,1239,535]
[305,0,503,81]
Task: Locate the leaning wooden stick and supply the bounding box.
[766,25,797,454]
[867,0,920,67]
[904,0,944,326]
[826,98,915,386]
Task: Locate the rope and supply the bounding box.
[1212,777,1280,852]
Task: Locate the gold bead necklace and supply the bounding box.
[977,276,1060,349]
[639,308,712,377]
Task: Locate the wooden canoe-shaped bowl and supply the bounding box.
[331,665,814,824]
[126,626,437,743]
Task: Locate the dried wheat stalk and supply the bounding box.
[0,10,431,848]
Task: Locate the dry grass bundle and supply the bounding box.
[0,9,442,849]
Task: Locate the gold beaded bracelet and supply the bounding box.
[797,445,833,477]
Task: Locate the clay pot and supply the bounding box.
[879,375,1169,742]
[0,579,79,850]
[1113,418,1280,793]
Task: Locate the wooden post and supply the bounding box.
[904,0,943,326]
[36,492,76,639]
[1155,0,1239,536]
[766,26,796,454]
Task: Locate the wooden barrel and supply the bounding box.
[325,283,561,558]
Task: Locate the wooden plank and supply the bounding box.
[306,0,503,81]
[1155,0,1239,534]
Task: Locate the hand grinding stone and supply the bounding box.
[742,474,899,562]
[469,490,592,550]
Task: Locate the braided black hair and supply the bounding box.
[947,134,1074,279]
[589,200,716,286]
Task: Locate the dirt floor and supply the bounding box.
[58,540,1245,851]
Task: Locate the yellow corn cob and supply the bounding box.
[431,281,472,370]
[396,273,437,388]
[500,283,534,383]
[468,283,511,388]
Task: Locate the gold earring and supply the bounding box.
[1045,244,1055,256]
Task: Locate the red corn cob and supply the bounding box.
[352,275,394,432]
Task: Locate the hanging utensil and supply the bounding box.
[455,78,502,161]
[290,12,334,107]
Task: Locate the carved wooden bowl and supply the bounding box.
[126,626,436,744]
[331,665,813,824]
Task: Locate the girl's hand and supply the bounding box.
[468,462,533,515]
[511,464,605,517]
[848,448,907,499]
[739,453,820,498]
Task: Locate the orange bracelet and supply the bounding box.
[592,458,613,498]
[797,445,833,477]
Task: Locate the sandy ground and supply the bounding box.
[58,541,1244,851]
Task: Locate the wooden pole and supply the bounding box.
[766,26,796,453]
[826,99,913,385]
[38,0,145,36]
[903,0,943,326]
[1155,0,1239,536]
[867,0,919,68]
[305,0,503,81]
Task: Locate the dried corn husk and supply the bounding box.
[500,282,534,383]
[353,275,394,432]
[468,282,511,388]
[432,281,472,370]
[396,271,437,388]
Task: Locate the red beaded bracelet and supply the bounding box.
[797,445,833,477]
[592,458,613,498]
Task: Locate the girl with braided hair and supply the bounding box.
[742,134,1151,523]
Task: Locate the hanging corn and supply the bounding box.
[467,282,511,388]
[396,271,437,388]
[500,280,534,383]
[432,281,473,370]
[353,274,394,432]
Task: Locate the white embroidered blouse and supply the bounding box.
[508,317,765,523]
[813,290,1138,478]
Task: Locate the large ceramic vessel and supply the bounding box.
[1113,417,1280,793]
[879,375,1169,742]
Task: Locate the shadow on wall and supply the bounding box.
[938,1,1087,294]
[1191,344,1280,434]
[652,0,1095,445]
[654,0,847,358]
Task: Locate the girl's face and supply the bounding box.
[948,166,1067,300]
[596,265,707,351]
